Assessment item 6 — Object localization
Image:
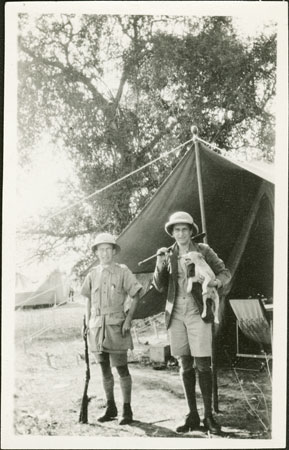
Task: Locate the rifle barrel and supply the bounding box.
[79,315,90,424]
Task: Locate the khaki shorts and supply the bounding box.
[168,306,212,357]
[92,350,128,367]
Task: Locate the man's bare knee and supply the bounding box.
[195,356,211,373]
[178,355,194,373]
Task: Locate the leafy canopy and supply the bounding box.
[17,14,276,274]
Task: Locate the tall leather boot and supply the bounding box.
[176,368,200,433]
[98,376,118,422]
[198,370,221,433]
[119,375,133,425]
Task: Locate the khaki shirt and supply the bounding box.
[153,241,231,328]
[174,257,200,317]
[81,263,142,352]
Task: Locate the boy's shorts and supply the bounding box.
[92,350,127,367]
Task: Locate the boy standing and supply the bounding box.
[81,233,142,425]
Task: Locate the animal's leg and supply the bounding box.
[202,276,210,296]
[187,275,198,293]
[201,293,208,319]
[214,291,220,324]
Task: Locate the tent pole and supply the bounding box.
[191,126,219,413]
[192,126,208,244]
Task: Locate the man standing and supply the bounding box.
[81,233,142,425]
[153,212,231,433]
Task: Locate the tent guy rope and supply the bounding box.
[42,137,195,222]
[16,136,194,268]
[22,301,69,342]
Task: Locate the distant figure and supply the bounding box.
[153,211,231,434]
[81,233,142,425]
[69,288,74,303]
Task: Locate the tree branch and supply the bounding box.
[19,226,100,239]
[113,69,128,112]
[18,38,110,112]
[141,119,178,154]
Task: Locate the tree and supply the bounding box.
[17,14,276,273]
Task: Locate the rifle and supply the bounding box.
[79,315,90,423]
[138,232,206,266]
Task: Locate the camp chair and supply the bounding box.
[229,299,272,368]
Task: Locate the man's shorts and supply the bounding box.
[92,350,128,367]
[168,298,212,357]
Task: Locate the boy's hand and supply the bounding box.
[82,324,88,338]
[122,317,132,336]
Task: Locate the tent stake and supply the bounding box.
[192,126,219,413]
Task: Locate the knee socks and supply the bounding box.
[119,375,132,404]
[103,376,115,402]
[180,368,198,415]
[198,370,212,418]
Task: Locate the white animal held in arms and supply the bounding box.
[182,251,220,324]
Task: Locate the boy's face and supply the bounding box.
[172,223,192,246]
[96,243,116,265]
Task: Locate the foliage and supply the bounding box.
[17,14,276,273]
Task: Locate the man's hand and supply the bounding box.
[195,275,205,284]
[122,316,132,336]
[208,279,222,289]
[82,324,89,339]
[156,247,169,270]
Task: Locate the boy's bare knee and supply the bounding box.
[100,360,112,378]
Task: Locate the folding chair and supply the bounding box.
[229,299,272,369]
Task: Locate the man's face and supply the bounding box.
[96,243,115,265]
[172,223,192,246]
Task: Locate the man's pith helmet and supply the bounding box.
[165,211,199,237]
[91,232,121,253]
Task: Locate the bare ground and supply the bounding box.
[13,303,272,440]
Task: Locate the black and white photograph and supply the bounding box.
[2,1,288,449]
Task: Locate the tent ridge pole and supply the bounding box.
[191,126,208,244]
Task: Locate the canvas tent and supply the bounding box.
[15,269,70,308]
[109,141,274,320]
[15,272,34,293]
[86,141,274,325]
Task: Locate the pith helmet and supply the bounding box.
[91,232,121,253]
[165,211,199,237]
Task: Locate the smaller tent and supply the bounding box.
[15,272,34,293]
[15,269,70,309]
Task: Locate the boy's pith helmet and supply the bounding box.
[91,232,121,253]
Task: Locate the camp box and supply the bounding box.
[149,342,171,364]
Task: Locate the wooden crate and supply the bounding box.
[149,343,171,363]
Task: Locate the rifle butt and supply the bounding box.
[79,395,89,424]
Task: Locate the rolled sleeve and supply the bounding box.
[123,266,142,298]
[80,273,92,299]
